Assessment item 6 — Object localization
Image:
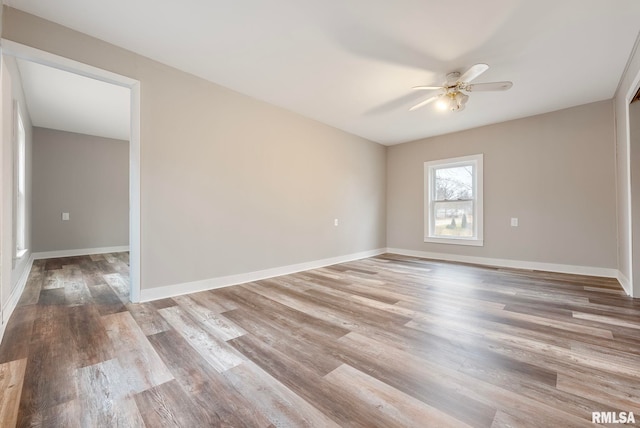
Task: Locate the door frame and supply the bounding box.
[1,39,142,302]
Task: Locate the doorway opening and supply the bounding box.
[2,39,141,302]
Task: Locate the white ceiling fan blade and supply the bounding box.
[459,63,489,83]
[409,95,440,111]
[412,85,444,91]
[466,81,513,92]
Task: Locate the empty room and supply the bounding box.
[1,1,640,427]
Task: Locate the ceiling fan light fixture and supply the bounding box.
[437,91,469,112]
[455,92,469,105]
[436,96,449,110]
[448,95,459,111]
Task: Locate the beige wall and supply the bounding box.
[2,8,387,289]
[614,34,640,297]
[32,128,129,252]
[387,100,617,269]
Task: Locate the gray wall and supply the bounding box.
[32,127,129,252]
[387,100,617,269]
[4,8,387,290]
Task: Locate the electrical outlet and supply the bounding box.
[334,218,339,226]
[62,212,70,221]
[510,217,518,227]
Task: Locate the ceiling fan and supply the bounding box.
[410,64,512,112]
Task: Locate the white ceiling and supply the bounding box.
[6,0,640,145]
[16,59,130,141]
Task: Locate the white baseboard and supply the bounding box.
[386,248,619,279]
[32,246,130,260]
[1,254,34,343]
[617,271,632,296]
[140,248,387,302]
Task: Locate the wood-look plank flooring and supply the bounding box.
[1,252,639,427]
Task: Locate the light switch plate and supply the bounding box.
[62,212,70,221]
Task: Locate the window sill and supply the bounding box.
[424,237,484,247]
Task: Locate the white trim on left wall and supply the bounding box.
[617,270,632,295]
[0,253,33,343]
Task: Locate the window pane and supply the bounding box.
[16,111,26,252]
[434,165,473,200]
[433,200,473,237]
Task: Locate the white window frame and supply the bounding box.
[424,154,483,246]
[15,103,26,257]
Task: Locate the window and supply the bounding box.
[424,154,483,246]
[15,105,26,256]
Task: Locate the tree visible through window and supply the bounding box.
[424,154,483,246]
